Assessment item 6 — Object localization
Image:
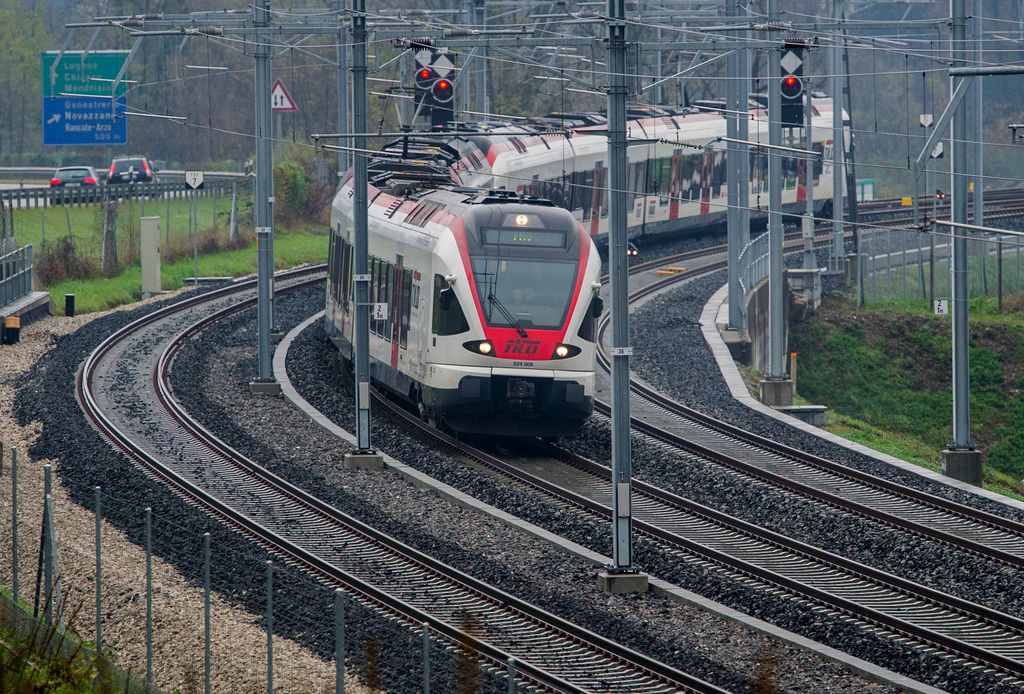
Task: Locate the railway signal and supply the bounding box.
[780,41,804,127]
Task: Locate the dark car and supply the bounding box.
[50,166,99,187]
[107,156,157,184]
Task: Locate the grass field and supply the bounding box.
[45,228,328,314]
[790,295,1024,500]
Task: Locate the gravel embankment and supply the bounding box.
[5,287,372,694]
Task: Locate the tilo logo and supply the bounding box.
[505,339,540,355]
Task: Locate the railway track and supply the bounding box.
[77,266,724,694]
[348,220,1024,685]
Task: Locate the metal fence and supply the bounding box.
[738,230,770,298]
[2,179,239,211]
[0,244,32,309]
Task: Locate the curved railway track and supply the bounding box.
[77,266,724,694]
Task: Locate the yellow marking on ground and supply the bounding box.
[666,266,687,271]
[901,196,913,206]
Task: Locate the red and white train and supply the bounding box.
[326,180,602,437]
[325,98,845,436]
[380,96,845,242]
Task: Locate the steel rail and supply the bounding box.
[78,268,721,694]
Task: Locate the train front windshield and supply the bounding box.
[471,257,578,330]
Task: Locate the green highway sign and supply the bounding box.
[41,50,129,99]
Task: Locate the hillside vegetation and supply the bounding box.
[790,295,1024,499]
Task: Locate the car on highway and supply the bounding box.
[49,166,99,187]
[107,156,158,184]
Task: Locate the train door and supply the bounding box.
[699,149,715,215]
[390,260,404,369]
[668,149,682,220]
[590,161,606,236]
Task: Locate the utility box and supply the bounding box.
[141,216,161,298]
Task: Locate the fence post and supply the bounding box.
[266,560,273,694]
[422,622,430,694]
[335,589,345,694]
[145,507,153,693]
[507,657,516,693]
[229,183,239,242]
[204,532,212,694]
[166,192,171,246]
[95,487,102,656]
[11,447,17,604]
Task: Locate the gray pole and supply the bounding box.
[253,228,275,385]
[94,487,102,658]
[738,19,750,283]
[335,589,345,694]
[337,18,350,174]
[607,0,635,573]
[266,560,273,694]
[951,0,971,448]
[11,448,17,604]
[421,622,430,694]
[204,533,211,694]
[653,25,663,106]
[827,0,843,276]
[803,46,815,270]
[507,658,516,693]
[474,0,487,114]
[43,465,52,626]
[726,0,743,329]
[972,0,984,229]
[352,0,374,453]
[766,0,787,382]
[254,0,275,381]
[145,507,153,693]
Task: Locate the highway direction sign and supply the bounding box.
[271,79,297,111]
[41,51,130,146]
[42,96,127,146]
[42,50,129,98]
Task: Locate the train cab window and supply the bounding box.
[432,274,470,336]
[577,294,603,342]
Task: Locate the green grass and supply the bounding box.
[14,193,232,250]
[792,295,1024,500]
[48,229,328,314]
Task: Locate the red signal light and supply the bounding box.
[437,80,450,91]
[780,74,803,99]
[419,68,431,79]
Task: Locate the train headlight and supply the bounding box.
[514,213,530,227]
[463,340,495,355]
[552,343,581,359]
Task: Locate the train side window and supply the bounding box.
[432,274,469,336]
[401,268,413,348]
[341,241,352,306]
[327,235,337,300]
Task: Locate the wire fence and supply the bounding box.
[0,442,520,693]
[858,223,1024,309]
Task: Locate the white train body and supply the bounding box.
[409,97,845,241]
[326,179,602,437]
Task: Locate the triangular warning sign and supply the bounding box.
[271,79,297,112]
